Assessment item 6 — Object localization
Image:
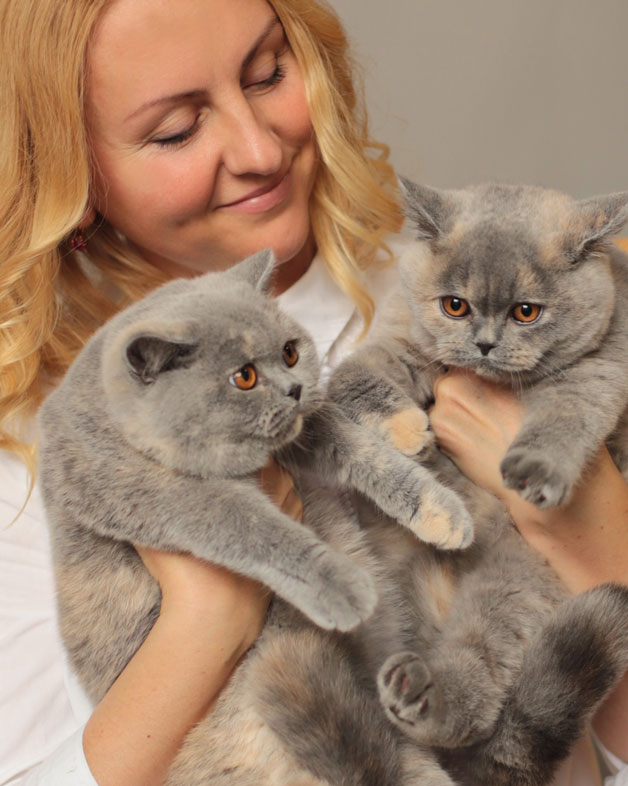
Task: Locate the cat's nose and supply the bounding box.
[287,384,302,401]
[476,342,496,356]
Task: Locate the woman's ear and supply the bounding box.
[78,207,97,228]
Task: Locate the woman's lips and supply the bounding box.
[218,171,291,214]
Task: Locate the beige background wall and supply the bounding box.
[328,0,628,197]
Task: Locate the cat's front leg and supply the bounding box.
[329,345,435,457]
[193,489,379,632]
[293,406,474,550]
[500,355,628,507]
[67,462,377,632]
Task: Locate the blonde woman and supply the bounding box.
[0,1,626,785]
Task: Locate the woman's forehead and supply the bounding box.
[86,0,278,114]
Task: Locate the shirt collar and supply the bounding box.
[276,252,356,363]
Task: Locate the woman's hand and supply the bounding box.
[430,368,525,501]
[430,367,628,591]
[135,458,302,657]
[84,458,302,786]
[136,457,302,651]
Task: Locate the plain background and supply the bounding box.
[328,0,628,198]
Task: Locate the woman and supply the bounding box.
[0,0,626,784]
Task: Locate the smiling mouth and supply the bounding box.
[218,170,292,214]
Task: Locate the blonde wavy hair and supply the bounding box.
[0,0,402,473]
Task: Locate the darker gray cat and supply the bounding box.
[39,249,473,785]
[329,181,628,785]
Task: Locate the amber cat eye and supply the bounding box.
[282,341,298,367]
[229,364,257,390]
[440,296,471,318]
[511,303,543,324]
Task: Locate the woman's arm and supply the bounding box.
[430,369,628,760]
[83,460,301,786]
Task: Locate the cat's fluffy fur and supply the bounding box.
[39,250,475,786]
[329,181,628,784]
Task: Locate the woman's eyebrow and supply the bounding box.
[242,15,282,70]
[124,16,282,123]
[125,90,205,123]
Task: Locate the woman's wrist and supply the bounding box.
[83,586,259,786]
[83,555,269,786]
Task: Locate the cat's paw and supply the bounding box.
[378,652,443,737]
[500,447,577,508]
[294,551,378,632]
[407,483,474,550]
[378,407,434,456]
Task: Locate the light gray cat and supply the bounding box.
[329,181,628,785]
[38,250,474,786]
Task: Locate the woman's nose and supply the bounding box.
[220,99,283,177]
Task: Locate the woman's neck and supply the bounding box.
[272,233,316,296]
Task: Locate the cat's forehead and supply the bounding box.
[185,291,302,352]
[109,275,307,359]
[432,186,580,296]
[447,185,577,261]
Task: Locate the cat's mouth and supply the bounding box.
[471,360,505,379]
[265,411,304,447]
[470,356,535,383]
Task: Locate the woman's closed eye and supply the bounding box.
[241,20,290,93]
[150,113,202,149]
[242,51,287,92]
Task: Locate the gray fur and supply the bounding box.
[329,182,628,784]
[39,249,472,785]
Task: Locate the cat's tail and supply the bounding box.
[444,583,628,786]
[248,628,452,786]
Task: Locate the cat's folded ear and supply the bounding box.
[399,178,451,242]
[125,333,198,385]
[570,191,628,263]
[226,248,277,294]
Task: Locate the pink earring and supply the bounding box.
[69,229,88,251]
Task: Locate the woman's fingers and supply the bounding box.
[259,457,303,522]
[430,368,524,497]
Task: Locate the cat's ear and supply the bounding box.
[125,334,198,385]
[400,178,450,242]
[570,191,628,263]
[227,249,276,294]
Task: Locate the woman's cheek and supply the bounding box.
[138,152,218,222]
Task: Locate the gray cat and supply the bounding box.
[38,249,474,786]
[329,181,628,785]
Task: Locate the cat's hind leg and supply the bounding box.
[248,628,416,786]
[377,539,562,750]
[377,644,506,751]
[446,583,628,786]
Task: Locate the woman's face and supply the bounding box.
[86,0,318,289]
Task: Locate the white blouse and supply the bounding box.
[1,240,625,785]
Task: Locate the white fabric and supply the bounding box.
[1,239,625,784]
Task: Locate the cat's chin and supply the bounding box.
[471,361,540,384]
[465,362,511,383]
[273,413,305,449]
